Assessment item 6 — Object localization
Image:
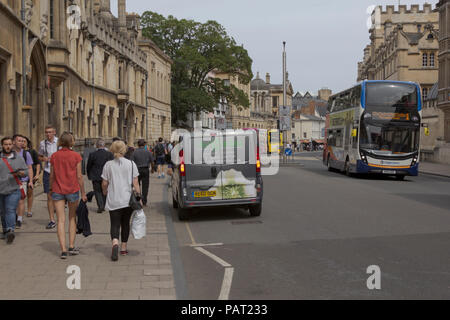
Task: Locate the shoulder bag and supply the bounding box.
[2,158,26,200]
[129,160,143,211]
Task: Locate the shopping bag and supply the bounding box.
[131,209,146,240]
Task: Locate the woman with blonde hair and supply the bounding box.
[101,140,141,261]
[50,132,87,259]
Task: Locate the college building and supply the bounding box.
[0,0,172,150]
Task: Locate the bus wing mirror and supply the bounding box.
[351,129,358,137]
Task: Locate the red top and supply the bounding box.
[50,148,82,195]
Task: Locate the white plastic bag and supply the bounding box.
[131,209,146,240]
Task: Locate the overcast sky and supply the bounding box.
[111,0,438,96]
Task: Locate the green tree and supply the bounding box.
[141,11,253,125]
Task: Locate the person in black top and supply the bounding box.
[86,139,114,213]
[23,137,41,218]
[131,139,154,206]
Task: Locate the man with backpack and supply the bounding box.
[154,137,167,179]
[12,135,34,229]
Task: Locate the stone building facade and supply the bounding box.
[357,4,439,95]
[438,0,450,142]
[356,4,444,162]
[0,0,172,150]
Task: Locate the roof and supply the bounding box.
[251,78,270,91]
[315,105,328,117]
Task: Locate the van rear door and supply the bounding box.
[184,133,223,202]
[220,131,257,200]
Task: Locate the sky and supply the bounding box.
[111,0,438,96]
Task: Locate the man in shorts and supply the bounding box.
[38,125,59,229]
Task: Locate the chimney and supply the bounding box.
[118,0,127,33]
[266,73,270,84]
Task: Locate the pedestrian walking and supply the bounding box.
[154,137,167,179]
[38,125,59,229]
[86,139,113,213]
[131,139,153,207]
[101,140,141,261]
[0,137,28,244]
[23,137,41,218]
[12,134,34,229]
[49,132,87,259]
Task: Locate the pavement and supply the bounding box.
[0,176,177,300]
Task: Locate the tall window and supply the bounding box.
[422,87,429,100]
[423,53,428,67]
[430,53,435,67]
[272,96,278,108]
[50,0,55,39]
[118,67,122,90]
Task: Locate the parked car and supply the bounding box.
[171,130,263,220]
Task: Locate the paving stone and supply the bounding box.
[106,281,141,290]
[143,269,173,276]
[141,281,175,289]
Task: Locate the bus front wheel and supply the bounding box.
[396,175,405,181]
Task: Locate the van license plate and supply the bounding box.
[382,170,396,174]
[193,191,216,198]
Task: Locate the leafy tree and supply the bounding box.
[141,11,253,125]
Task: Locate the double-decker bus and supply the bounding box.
[323,80,422,180]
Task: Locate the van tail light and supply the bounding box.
[256,146,261,173]
[180,162,186,177]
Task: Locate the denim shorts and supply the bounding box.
[51,192,80,203]
[156,156,165,165]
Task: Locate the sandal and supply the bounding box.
[26,212,33,218]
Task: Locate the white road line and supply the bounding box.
[190,243,224,247]
[218,267,234,300]
[194,247,234,300]
[195,247,231,268]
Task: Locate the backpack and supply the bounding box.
[155,143,165,157]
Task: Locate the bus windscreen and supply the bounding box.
[366,82,417,108]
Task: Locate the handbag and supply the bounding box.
[129,160,143,211]
[2,158,27,200]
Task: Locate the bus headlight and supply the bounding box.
[360,153,368,164]
[411,157,418,166]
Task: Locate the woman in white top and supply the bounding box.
[101,141,141,261]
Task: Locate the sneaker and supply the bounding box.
[97,208,103,213]
[16,220,22,229]
[6,231,15,244]
[111,245,119,261]
[46,221,56,229]
[61,252,68,260]
[68,247,80,256]
[120,250,129,256]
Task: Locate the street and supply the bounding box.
[169,152,450,299]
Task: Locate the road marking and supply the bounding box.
[219,267,234,300]
[195,247,231,268]
[190,243,224,247]
[194,247,234,300]
[185,222,197,245]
